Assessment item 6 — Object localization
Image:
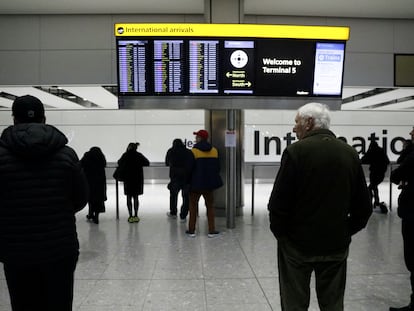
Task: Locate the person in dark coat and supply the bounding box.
[81,146,107,224]
[389,131,414,311]
[117,142,149,223]
[0,95,88,311]
[268,102,372,311]
[397,131,414,164]
[186,129,223,238]
[361,140,390,213]
[165,138,194,221]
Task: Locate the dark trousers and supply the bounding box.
[4,254,78,311]
[188,190,215,233]
[169,183,189,219]
[368,173,384,205]
[402,219,414,304]
[88,201,104,222]
[277,238,348,311]
[368,183,380,205]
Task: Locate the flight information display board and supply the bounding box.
[189,40,219,94]
[115,23,349,98]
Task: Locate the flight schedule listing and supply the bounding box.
[153,40,184,94]
[189,40,219,94]
[118,40,148,93]
[116,37,346,97]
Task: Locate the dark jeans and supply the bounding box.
[277,238,348,311]
[402,219,414,304]
[168,182,189,219]
[4,254,78,311]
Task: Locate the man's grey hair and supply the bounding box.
[297,102,331,129]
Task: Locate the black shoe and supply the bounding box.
[390,305,412,311]
[379,202,388,214]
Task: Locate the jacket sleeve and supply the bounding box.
[391,151,414,184]
[165,149,170,166]
[72,160,89,213]
[268,150,296,239]
[140,153,150,166]
[348,164,372,235]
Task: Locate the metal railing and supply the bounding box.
[249,162,399,216]
[108,162,400,219]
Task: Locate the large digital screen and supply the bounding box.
[255,39,315,96]
[115,24,348,98]
[313,43,345,95]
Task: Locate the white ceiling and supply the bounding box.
[1,0,414,19]
[244,0,414,19]
[1,1,413,110]
[0,0,204,15]
[1,85,414,111]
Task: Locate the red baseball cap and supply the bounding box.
[193,129,209,139]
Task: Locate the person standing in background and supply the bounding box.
[389,129,414,311]
[117,142,150,223]
[165,138,194,222]
[268,102,372,311]
[81,146,107,224]
[0,95,89,311]
[361,140,390,213]
[397,128,414,164]
[186,129,223,238]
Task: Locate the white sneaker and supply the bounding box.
[207,231,220,238]
[166,212,177,219]
[185,230,196,237]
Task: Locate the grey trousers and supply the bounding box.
[277,238,349,311]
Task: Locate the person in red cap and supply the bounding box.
[186,129,223,238]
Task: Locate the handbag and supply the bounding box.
[113,165,126,181]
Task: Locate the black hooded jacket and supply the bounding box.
[165,139,194,185]
[0,123,89,265]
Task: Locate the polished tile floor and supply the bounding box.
[0,181,411,311]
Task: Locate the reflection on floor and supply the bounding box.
[0,182,411,311]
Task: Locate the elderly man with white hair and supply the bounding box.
[268,102,372,311]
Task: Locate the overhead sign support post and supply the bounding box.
[225,112,237,229]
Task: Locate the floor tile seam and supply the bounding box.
[140,246,165,311]
[347,272,409,277]
[234,236,275,310]
[80,277,154,280]
[76,279,100,308]
[198,241,210,311]
[84,250,125,282]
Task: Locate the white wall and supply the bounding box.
[0,109,204,163]
[1,14,414,86]
[1,109,412,163]
[245,109,413,162]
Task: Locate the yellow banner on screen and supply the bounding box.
[114,23,350,40]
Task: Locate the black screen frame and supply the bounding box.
[116,36,346,98]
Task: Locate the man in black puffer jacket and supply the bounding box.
[0,95,89,311]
